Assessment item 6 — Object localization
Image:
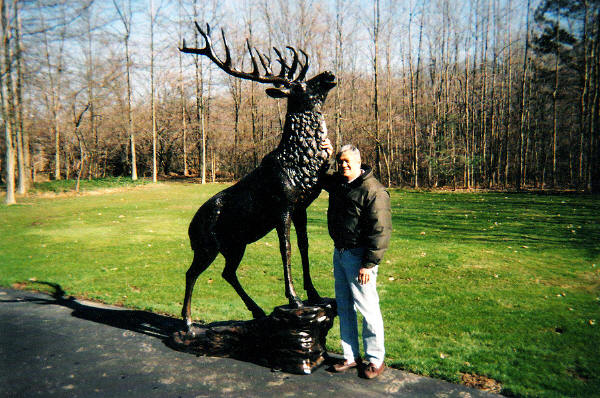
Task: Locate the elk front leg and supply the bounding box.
[292,209,322,304]
[277,212,303,308]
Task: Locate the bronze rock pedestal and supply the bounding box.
[170,298,337,374]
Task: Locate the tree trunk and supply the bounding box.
[407,1,422,188]
[38,1,65,181]
[552,3,560,187]
[150,0,157,183]
[13,0,25,194]
[518,0,531,189]
[1,0,15,204]
[114,0,137,181]
[193,0,206,184]
[2,118,15,205]
[84,5,96,180]
[504,0,512,188]
[334,0,344,151]
[73,103,89,193]
[178,0,187,177]
[126,6,136,181]
[579,0,590,190]
[464,53,470,189]
[591,8,600,193]
[372,0,382,179]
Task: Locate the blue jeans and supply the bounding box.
[333,247,385,367]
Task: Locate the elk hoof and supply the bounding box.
[307,291,323,305]
[289,296,304,309]
[252,308,267,319]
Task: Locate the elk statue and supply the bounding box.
[179,23,336,328]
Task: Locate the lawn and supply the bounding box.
[1,181,599,397]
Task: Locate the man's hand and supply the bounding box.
[358,268,371,285]
[320,138,334,158]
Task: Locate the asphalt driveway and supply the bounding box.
[0,286,498,397]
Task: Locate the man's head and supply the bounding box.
[336,145,361,182]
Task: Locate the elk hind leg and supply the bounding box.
[222,246,266,319]
[182,247,218,329]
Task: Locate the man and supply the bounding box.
[320,142,392,379]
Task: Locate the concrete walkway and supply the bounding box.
[0,287,498,397]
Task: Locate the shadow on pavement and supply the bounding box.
[7,281,339,373]
[8,281,186,341]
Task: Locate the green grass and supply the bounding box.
[1,182,599,397]
[27,176,152,194]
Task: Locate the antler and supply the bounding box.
[179,22,310,87]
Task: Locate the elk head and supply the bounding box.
[179,22,337,113]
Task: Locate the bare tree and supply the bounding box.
[193,0,207,183]
[372,0,382,179]
[178,0,188,176]
[1,0,594,192]
[333,0,345,151]
[113,0,137,180]
[150,0,157,182]
[551,2,560,187]
[1,0,15,204]
[38,0,67,180]
[72,98,90,192]
[518,0,531,189]
[12,0,25,194]
[407,0,424,188]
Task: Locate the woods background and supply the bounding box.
[1,0,599,205]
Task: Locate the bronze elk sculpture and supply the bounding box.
[179,23,336,328]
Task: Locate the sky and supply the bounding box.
[22,0,540,104]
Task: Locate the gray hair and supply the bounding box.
[337,144,361,163]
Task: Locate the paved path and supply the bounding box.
[0,287,498,397]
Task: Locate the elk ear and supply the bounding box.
[266,87,290,98]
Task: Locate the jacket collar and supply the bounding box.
[342,165,372,188]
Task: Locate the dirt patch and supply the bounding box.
[461,372,502,394]
[566,368,589,382]
[11,282,29,290]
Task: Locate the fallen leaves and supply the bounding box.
[461,373,502,393]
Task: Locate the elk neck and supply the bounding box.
[272,110,329,192]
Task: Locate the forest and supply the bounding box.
[1,0,599,204]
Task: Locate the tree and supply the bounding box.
[1,0,15,204]
[1,0,594,192]
[150,0,157,182]
[113,0,138,180]
[371,0,382,179]
[533,0,599,191]
[13,0,26,194]
[178,0,188,176]
[38,0,67,181]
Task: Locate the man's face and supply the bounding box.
[337,151,361,182]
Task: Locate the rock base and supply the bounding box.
[170,298,337,374]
